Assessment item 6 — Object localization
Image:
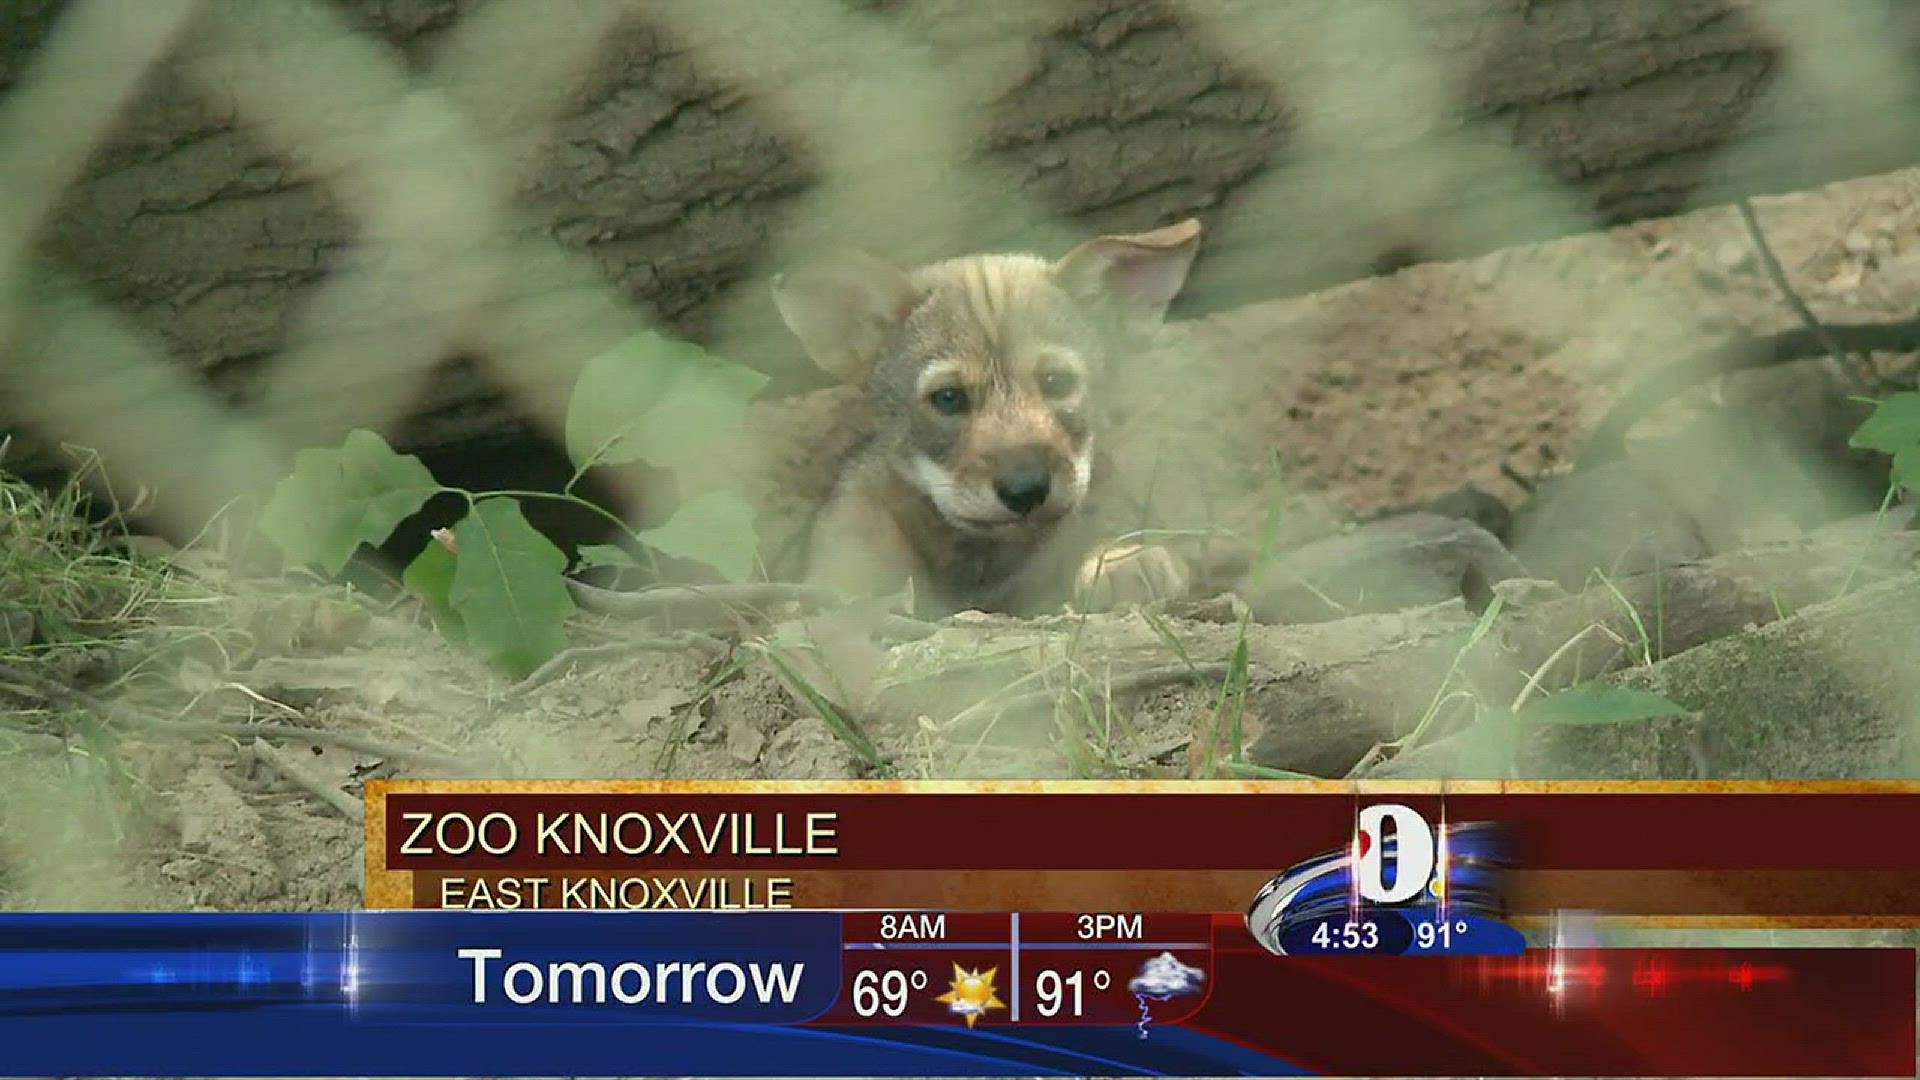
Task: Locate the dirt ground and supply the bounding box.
[6,165,1920,918]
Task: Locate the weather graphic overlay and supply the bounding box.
[1127,951,1205,1038]
[1246,801,1524,958]
[933,964,1005,1028]
[3,781,1915,1077]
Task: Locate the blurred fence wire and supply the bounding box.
[0,0,1914,547]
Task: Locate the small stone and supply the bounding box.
[1714,239,1751,271]
[1490,578,1572,608]
[1243,512,1525,624]
[1159,592,1250,625]
[764,718,863,779]
[726,718,767,765]
[618,688,691,728]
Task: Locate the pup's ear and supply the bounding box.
[1053,218,1201,318]
[771,252,920,384]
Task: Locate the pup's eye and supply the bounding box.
[927,387,970,416]
[1038,370,1080,398]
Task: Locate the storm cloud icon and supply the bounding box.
[1129,951,1204,998]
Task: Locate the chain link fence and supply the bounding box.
[0,0,1917,780]
[0,0,1911,537]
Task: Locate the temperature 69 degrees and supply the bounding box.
[1033,967,1111,1018]
[850,968,928,1017]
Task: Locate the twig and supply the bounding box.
[1342,689,1480,780]
[504,632,732,697]
[0,718,70,756]
[70,684,481,772]
[1498,461,1537,495]
[126,715,484,773]
[1735,198,1871,388]
[1508,623,1611,714]
[0,663,482,771]
[1581,317,1920,463]
[874,614,941,642]
[568,580,834,619]
[946,661,1236,735]
[1344,743,1388,778]
[571,579,939,646]
[251,738,364,822]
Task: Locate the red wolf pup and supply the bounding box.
[772,219,1202,616]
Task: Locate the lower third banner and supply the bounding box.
[0,911,1909,1076]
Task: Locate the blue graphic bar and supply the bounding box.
[2,911,1895,1077]
[0,912,1302,1077]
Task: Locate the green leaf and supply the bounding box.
[575,544,641,572]
[1893,444,1920,494]
[1218,760,1320,780]
[1850,392,1920,456]
[258,429,442,577]
[638,490,760,582]
[402,535,466,646]
[1452,710,1519,778]
[1518,684,1689,726]
[565,332,770,473]
[449,498,575,678]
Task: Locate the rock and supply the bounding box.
[1489,577,1571,607]
[763,718,863,779]
[725,718,767,766]
[617,688,692,729]
[1507,459,1708,587]
[1419,482,1513,540]
[1714,239,1752,271]
[1242,512,1526,623]
[1158,592,1250,624]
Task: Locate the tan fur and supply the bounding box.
[771,222,1203,616]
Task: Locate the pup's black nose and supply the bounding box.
[993,458,1052,515]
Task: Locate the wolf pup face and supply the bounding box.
[772,221,1200,537]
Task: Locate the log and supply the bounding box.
[1374,569,1920,781]
[1497,523,1920,690]
[869,524,1920,779]
[865,598,1520,779]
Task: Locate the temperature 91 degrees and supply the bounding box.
[1414,919,1472,951]
[1033,968,1111,1018]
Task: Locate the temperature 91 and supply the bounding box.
[1413,919,1472,951]
[1033,968,1111,1017]
[850,968,930,1017]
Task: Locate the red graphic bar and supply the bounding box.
[1188,940,1915,1076]
[379,789,1920,872]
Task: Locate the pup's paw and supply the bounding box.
[1074,541,1191,610]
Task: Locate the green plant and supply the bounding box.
[1851,390,1920,497]
[1352,590,1691,778]
[1453,683,1690,777]
[257,331,767,678]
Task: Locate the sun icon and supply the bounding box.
[933,963,1005,1028]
